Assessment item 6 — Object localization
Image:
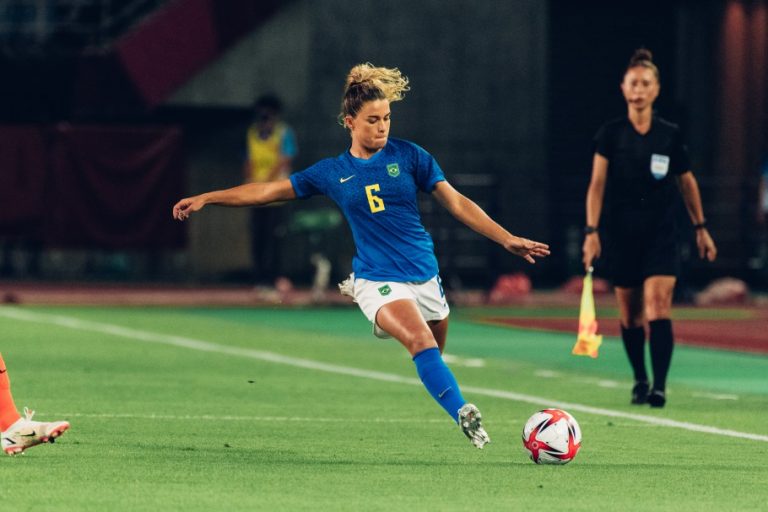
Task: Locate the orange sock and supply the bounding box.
[0,353,22,431]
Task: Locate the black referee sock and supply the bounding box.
[649,319,674,392]
[620,325,647,383]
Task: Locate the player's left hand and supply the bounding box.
[696,229,717,262]
[504,236,550,264]
[172,195,206,221]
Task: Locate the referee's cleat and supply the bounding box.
[631,381,650,405]
[458,403,490,449]
[647,389,667,408]
[1,407,70,456]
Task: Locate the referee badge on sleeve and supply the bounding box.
[650,154,670,180]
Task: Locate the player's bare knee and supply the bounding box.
[645,298,671,320]
[401,329,437,355]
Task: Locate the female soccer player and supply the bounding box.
[173,63,550,448]
[582,49,717,408]
[1,353,70,455]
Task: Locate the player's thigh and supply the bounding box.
[413,276,450,351]
[354,276,447,351]
[354,279,414,335]
[376,299,437,355]
[356,274,447,323]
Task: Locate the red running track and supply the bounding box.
[483,313,768,355]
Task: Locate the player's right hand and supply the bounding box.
[582,233,601,271]
[172,196,205,221]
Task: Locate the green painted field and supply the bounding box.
[1,305,766,511]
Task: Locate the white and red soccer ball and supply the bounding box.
[522,408,582,464]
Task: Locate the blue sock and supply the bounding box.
[412,347,466,422]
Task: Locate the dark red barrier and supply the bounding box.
[0,126,48,238]
[48,124,186,249]
[0,124,186,249]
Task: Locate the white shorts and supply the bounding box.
[346,273,450,339]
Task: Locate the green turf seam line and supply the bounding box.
[2,307,767,444]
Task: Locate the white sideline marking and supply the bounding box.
[442,354,485,367]
[41,412,662,428]
[692,392,739,401]
[2,307,767,443]
[45,412,448,423]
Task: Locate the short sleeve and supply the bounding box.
[289,160,329,198]
[593,123,613,159]
[413,144,445,192]
[281,126,298,158]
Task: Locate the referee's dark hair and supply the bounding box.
[626,48,660,81]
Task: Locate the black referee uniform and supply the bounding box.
[594,116,690,287]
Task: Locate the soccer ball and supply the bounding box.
[522,408,581,464]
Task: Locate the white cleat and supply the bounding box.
[458,403,490,449]
[2,407,70,456]
[338,273,355,297]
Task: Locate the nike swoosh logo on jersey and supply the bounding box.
[339,175,355,183]
[0,369,6,374]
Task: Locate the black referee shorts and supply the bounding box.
[605,226,680,288]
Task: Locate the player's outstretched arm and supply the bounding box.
[432,181,550,264]
[173,179,296,221]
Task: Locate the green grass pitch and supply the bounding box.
[1,305,766,511]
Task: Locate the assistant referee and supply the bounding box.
[582,48,717,408]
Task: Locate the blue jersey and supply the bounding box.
[289,138,445,281]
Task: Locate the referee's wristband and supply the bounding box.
[693,221,707,230]
[584,225,598,235]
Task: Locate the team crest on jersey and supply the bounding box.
[650,154,670,180]
[387,163,400,177]
[378,284,392,296]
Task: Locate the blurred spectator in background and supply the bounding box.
[582,48,717,409]
[243,94,298,285]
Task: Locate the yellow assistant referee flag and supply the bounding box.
[572,268,603,358]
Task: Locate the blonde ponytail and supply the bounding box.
[338,63,410,126]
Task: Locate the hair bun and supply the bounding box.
[630,48,653,65]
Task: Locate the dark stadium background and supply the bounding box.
[0,0,765,296]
